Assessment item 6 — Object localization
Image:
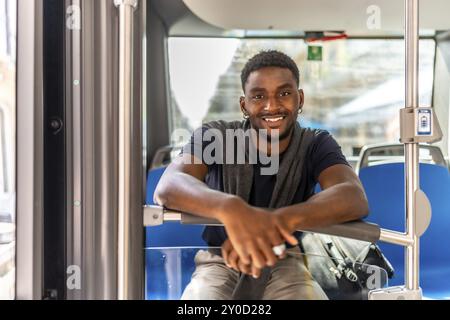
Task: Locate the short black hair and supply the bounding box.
[241,50,300,91]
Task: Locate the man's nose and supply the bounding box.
[264,96,279,112]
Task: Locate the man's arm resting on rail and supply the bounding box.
[275,164,369,233]
[154,153,237,221]
[154,153,298,268]
[222,164,369,277]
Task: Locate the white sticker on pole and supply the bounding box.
[417,109,432,136]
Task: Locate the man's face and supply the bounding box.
[240,66,303,141]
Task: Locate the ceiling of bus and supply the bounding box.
[173,0,450,37]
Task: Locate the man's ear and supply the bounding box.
[298,89,305,108]
[240,96,246,114]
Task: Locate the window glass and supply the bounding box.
[168,38,435,157]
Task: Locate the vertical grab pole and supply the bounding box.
[115,0,138,300]
[404,0,420,291]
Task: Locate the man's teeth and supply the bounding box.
[264,117,284,122]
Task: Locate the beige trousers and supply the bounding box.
[181,247,328,300]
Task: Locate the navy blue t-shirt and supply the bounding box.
[181,125,350,246]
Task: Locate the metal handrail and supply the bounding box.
[116,0,139,301]
[404,0,420,291]
[143,205,420,247]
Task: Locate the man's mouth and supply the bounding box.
[261,115,287,127]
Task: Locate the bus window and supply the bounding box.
[0,0,16,300]
[167,37,435,158]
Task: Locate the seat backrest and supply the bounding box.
[145,167,207,248]
[359,163,450,289]
[356,143,447,174]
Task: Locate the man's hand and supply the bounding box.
[217,198,297,270]
[221,239,287,278]
[221,239,261,278]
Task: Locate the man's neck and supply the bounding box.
[252,128,294,157]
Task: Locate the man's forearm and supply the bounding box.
[276,182,369,232]
[154,171,243,221]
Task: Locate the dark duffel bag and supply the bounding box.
[300,233,394,300]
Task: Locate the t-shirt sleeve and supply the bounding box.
[310,131,351,182]
[180,126,208,160]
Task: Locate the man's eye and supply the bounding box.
[280,91,291,97]
[253,95,264,100]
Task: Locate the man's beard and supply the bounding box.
[255,119,297,143]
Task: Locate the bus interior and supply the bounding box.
[1,0,450,300]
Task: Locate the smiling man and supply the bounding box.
[154,50,369,300]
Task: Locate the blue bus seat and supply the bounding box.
[145,167,207,300]
[359,163,450,299]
